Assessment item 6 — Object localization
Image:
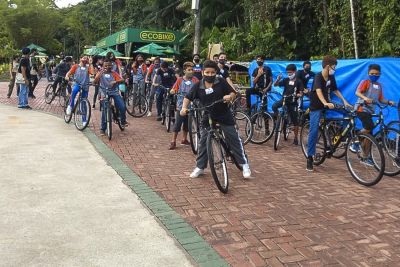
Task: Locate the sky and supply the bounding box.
[55,0,85,8]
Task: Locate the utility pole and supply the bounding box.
[109,0,113,35]
[192,0,201,55]
[349,0,359,59]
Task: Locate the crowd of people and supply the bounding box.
[7,47,396,177]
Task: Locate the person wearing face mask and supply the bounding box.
[106,52,122,76]
[192,54,202,80]
[51,56,73,96]
[217,52,237,92]
[296,61,315,94]
[65,56,94,122]
[351,64,395,162]
[306,55,351,171]
[180,60,252,179]
[247,55,273,111]
[133,54,147,98]
[272,64,304,145]
[145,57,161,117]
[92,57,104,109]
[152,61,176,121]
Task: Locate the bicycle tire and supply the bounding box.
[326,120,347,159]
[126,92,148,118]
[58,84,68,108]
[234,111,253,145]
[283,118,289,141]
[74,98,91,131]
[207,133,229,194]
[161,98,167,125]
[375,128,400,176]
[345,133,385,186]
[45,84,55,104]
[274,115,282,150]
[64,97,73,123]
[188,112,200,155]
[106,103,112,140]
[300,121,327,165]
[250,112,274,144]
[114,107,125,131]
[165,103,172,132]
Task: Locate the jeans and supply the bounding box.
[18,83,29,107]
[70,84,88,109]
[307,110,322,157]
[101,94,127,131]
[156,86,166,117]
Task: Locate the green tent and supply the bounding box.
[98,48,123,57]
[26,43,46,52]
[84,47,105,56]
[134,43,166,56]
[162,46,180,55]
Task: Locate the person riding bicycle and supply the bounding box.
[246,55,273,113]
[152,61,176,121]
[180,60,252,179]
[306,55,351,171]
[168,62,199,150]
[272,64,304,145]
[65,56,94,119]
[52,56,72,95]
[132,54,147,97]
[352,64,395,163]
[94,59,129,135]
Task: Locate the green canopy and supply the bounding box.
[26,43,46,52]
[162,46,180,55]
[134,43,166,56]
[98,48,123,57]
[84,47,105,56]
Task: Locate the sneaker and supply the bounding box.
[100,130,106,136]
[181,140,190,146]
[306,157,314,171]
[361,157,374,167]
[66,105,72,115]
[82,121,87,127]
[293,139,299,146]
[169,142,176,150]
[25,105,32,110]
[242,164,252,179]
[349,142,360,153]
[123,122,129,127]
[190,167,204,178]
[7,95,10,98]
[156,116,162,121]
[147,111,152,117]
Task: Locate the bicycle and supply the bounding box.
[188,99,247,193]
[64,84,91,131]
[44,77,69,107]
[188,99,203,155]
[231,107,253,145]
[161,86,176,132]
[300,104,385,186]
[125,81,149,117]
[101,92,125,140]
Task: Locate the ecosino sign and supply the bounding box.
[140,31,176,42]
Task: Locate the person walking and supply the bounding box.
[17,48,32,109]
[7,55,19,98]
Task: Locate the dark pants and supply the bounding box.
[101,94,127,131]
[156,86,166,117]
[29,75,38,96]
[272,99,299,126]
[93,85,100,106]
[173,111,188,133]
[245,88,262,110]
[7,72,19,97]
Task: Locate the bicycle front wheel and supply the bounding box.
[188,112,201,155]
[345,133,385,186]
[300,121,327,165]
[64,97,73,123]
[250,112,274,144]
[105,104,112,140]
[74,98,91,131]
[45,84,55,104]
[234,111,253,145]
[126,93,148,117]
[207,133,229,194]
[165,104,172,132]
[376,128,400,176]
[273,115,282,151]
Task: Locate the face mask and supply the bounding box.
[304,67,311,72]
[329,69,335,75]
[204,75,216,83]
[194,58,200,63]
[257,61,263,66]
[185,72,193,78]
[288,73,296,80]
[146,63,150,67]
[155,63,160,68]
[369,75,380,82]
[218,59,226,65]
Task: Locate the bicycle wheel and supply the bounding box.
[250,112,274,144]
[58,84,68,108]
[300,121,327,165]
[161,98,168,125]
[114,107,125,131]
[188,112,201,155]
[326,120,347,159]
[273,115,282,151]
[232,95,247,113]
[126,93,148,117]
[165,103,172,132]
[45,84,55,104]
[234,111,253,145]
[207,133,229,194]
[345,133,385,186]
[74,98,91,131]
[283,118,289,141]
[64,97,73,123]
[105,103,112,140]
[375,128,400,176]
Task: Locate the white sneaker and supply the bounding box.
[82,121,87,127]
[66,105,72,115]
[190,167,204,178]
[147,111,152,117]
[242,164,252,179]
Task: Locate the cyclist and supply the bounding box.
[52,56,72,95]
[352,64,395,163]
[152,61,176,121]
[169,62,199,150]
[192,54,203,80]
[106,52,122,75]
[145,57,161,117]
[92,56,104,109]
[94,59,128,135]
[132,54,147,97]
[65,56,94,122]
[273,64,304,145]
[306,55,351,171]
[180,60,252,179]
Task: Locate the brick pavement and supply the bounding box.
[2,81,400,266]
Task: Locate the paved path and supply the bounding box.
[2,81,400,266]
[0,104,194,267]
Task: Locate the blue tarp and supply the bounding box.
[248,57,400,124]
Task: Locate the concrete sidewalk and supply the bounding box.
[0,104,194,266]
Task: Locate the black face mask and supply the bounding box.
[218,59,226,65]
[146,63,150,67]
[194,58,200,63]
[204,75,216,83]
[304,67,311,72]
[257,61,263,66]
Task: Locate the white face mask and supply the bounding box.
[288,73,296,80]
[329,69,335,75]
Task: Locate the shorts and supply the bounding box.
[173,111,188,133]
[357,112,374,131]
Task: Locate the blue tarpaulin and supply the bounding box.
[248,57,400,124]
